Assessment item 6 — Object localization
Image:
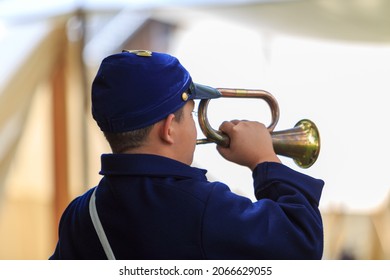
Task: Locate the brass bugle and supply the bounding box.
[195,88,320,168]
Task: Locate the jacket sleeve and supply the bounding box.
[201,162,324,260]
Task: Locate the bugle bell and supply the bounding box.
[195,87,320,168]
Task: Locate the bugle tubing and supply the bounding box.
[196,88,320,168]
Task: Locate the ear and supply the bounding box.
[159,114,176,144]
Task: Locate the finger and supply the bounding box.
[218,121,235,133]
[216,143,230,159]
[219,119,243,133]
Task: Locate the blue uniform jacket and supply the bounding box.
[50,154,324,259]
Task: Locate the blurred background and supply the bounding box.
[1,0,390,259]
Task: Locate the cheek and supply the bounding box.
[188,122,197,164]
[184,119,197,152]
[190,119,197,141]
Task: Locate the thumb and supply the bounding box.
[219,120,240,134]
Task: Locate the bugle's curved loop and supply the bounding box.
[196,88,280,147]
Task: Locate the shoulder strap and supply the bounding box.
[89,188,116,260]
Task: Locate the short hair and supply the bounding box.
[103,106,184,154]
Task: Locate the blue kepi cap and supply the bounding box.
[91,50,221,133]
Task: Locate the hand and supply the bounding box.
[216,120,281,170]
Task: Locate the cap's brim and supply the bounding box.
[188,83,221,100]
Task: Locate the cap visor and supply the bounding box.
[190,83,221,99]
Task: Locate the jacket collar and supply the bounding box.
[100,153,207,180]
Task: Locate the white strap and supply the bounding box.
[89,188,116,260]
